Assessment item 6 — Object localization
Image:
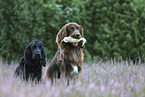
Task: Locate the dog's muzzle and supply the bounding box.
[71,30,81,39]
[33,51,42,59]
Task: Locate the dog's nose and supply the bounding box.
[75,33,80,37]
[35,52,41,56]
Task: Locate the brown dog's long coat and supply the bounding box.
[45,22,85,85]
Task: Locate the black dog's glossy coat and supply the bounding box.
[15,40,46,82]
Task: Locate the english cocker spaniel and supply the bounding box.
[15,40,46,83]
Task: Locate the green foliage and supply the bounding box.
[0,0,72,61]
[0,0,145,61]
[78,0,145,60]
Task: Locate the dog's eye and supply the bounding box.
[39,45,42,48]
[69,27,74,32]
[76,27,79,30]
[33,45,36,48]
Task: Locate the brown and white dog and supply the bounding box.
[45,22,85,85]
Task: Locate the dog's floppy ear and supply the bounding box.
[79,25,84,37]
[41,45,46,67]
[56,24,68,48]
[20,56,25,67]
[78,25,85,48]
[24,42,33,65]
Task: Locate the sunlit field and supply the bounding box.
[0,58,145,97]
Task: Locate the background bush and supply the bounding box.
[0,0,145,62]
[78,0,145,61]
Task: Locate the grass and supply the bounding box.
[0,58,145,97]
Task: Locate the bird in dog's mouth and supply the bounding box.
[63,36,86,46]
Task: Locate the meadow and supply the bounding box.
[0,58,145,97]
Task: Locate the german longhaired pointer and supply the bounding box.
[45,22,86,85]
[15,40,46,83]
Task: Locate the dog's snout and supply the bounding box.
[35,52,41,55]
[33,51,42,59]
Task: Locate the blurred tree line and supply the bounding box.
[0,0,145,62]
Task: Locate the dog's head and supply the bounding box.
[24,40,46,66]
[56,22,84,48]
[30,40,43,60]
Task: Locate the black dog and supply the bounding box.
[15,40,46,83]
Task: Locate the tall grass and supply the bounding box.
[0,58,145,97]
